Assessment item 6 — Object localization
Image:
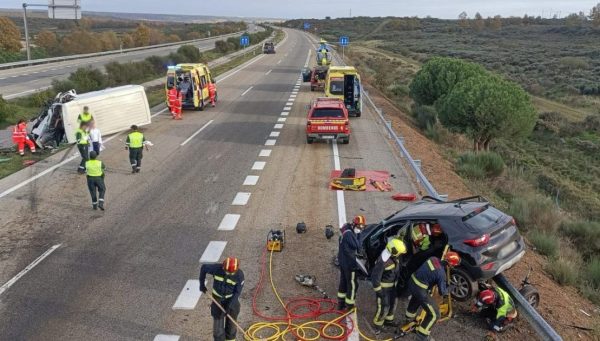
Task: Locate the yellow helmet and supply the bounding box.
[386,239,407,257]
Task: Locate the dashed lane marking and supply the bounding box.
[281,112,289,116]
[200,241,227,263]
[180,120,213,146]
[243,175,260,186]
[286,102,294,106]
[0,244,62,296]
[232,192,251,206]
[270,132,280,137]
[283,106,292,111]
[259,149,272,157]
[241,86,254,97]
[252,161,266,170]
[277,118,286,123]
[265,139,277,146]
[172,280,202,310]
[265,69,272,75]
[218,214,241,230]
[274,124,284,129]
[154,335,180,341]
[290,94,297,98]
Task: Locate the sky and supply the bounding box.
[2,0,598,19]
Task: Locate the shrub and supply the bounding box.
[66,67,108,93]
[51,79,77,94]
[528,230,559,257]
[560,221,600,260]
[177,45,201,62]
[456,152,505,179]
[508,194,562,232]
[412,105,437,130]
[586,257,600,289]
[0,96,19,124]
[215,40,230,54]
[145,55,167,74]
[545,256,579,286]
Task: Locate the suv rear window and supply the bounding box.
[463,205,504,231]
[311,108,344,118]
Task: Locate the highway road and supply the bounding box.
[0,28,503,340]
[0,27,255,100]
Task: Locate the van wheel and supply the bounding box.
[306,137,314,144]
[341,137,349,144]
[519,285,540,308]
[355,111,361,118]
[198,99,205,111]
[450,267,477,301]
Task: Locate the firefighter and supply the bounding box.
[200,257,244,341]
[12,119,36,156]
[372,238,407,332]
[167,87,183,120]
[85,151,106,210]
[474,286,517,333]
[404,251,461,340]
[125,125,145,173]
[337,215,366,311]
[77,106,94,124]
[75,122,90,174]
[411,222,432,252]
[208,81,217,107]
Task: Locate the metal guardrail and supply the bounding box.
[319,32,563,341]
[0,31,244,70]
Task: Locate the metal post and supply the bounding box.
[22,3,31,61]
[342,45,345,61]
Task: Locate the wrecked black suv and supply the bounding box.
[357,196,525,301]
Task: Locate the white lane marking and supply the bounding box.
[270,131,280,137]
[218,214,241,231]
[50,68,57,71]
[232,192,251,206]
[11,75,18,78]
[241,86,254,97]
[290,94,297,98]
[4,88,41,99]
[292,90,299,94]
[154,335,180,341]
[265,69,272,75]
[32,71,39,74]
[0,77,5,80]
[332,140,342,171]
[332,140,348,231]
[180,120,214,146]
[281,112,289,116]
[283,106,292,111]
[0,244,61,296]
[252,161,266,170]
[243,175,260,186]
[151,107,168,117]
[22,73,29,76]
[259,149,272,157]
[172,280,202,310]
[265,139,276,146]
[200,241,227,263]
[277,118,286,123]
[286,102,294,106]
[277,59,282,64]
[274,124,284,129]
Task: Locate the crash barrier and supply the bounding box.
[0,31,244,70]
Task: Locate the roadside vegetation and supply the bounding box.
[0,15,246,63]
[284,6,600,305]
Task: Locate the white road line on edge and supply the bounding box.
[180,120,213,146]
[270,132,280,137]
[252,161,266,170]
[265,139,276,146]
[241,86,254,97]
[172,279,201,310]
[0,244,61,296]
[232,192,251,206]
[265,69,272,75]
[200,241,227,263]
[259,149,272,157]
[274,124,284,129]
[154,335,180,341]
[243,175,259,186]
[218,214,241,231]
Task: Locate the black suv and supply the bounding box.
[357,196,525,301]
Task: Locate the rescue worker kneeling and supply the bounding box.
[200,257,244,341]
[371,238,407,333]
[404,251,461,340]
[473,286,517,333]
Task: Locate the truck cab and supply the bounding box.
[166,63,216,111]
[306,97,350,144]
[325,66,362,117]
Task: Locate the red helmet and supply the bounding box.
[444,251,461,267]
[478,289,496,305]
[353,215,366,227]
[223,257,239,273]
[431,223,443,236]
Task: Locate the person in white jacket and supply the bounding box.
[89,122,103,155]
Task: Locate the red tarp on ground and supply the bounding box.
[329,170,391,191]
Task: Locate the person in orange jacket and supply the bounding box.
[208,82,217,107]
[12,119,36,156]
[167,87,183,120]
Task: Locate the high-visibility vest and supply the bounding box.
[128,131,144,148]
[76,128,89,145]
[85,159,104,177]
[79,112,93,123]
[12,124,26,141]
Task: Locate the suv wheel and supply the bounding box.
[450,267,476,301]
[306,136,314,144]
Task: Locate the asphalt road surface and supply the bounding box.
[0,28,506,341]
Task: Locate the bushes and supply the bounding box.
[586,257,600,289]
[546,256,580,286]
[177,45,202,62]
[560,221,600,260]
[456,152,505,179]
[528,230,559,257]
[61,67,108,93]
[507,194,562,232]
[412,105,437,130]
[105,61,155,85]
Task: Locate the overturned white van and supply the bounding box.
[31,85,151,145]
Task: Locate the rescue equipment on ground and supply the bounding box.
[295,222,307,234]
[295,274,329,299]
[266,230,285,252]
[325,224,335,239]
[330,176,367,191]
[392,193,417,201]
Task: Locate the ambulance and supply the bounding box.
[325,66,362,117]
[165,63,216,111]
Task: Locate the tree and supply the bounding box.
[491,15,503,30]
[473,12,485,31]
[61,30,102,54]
[458,11,469,28]
[167,34,181,43]
[98,31,120,51]
[436,75,537,151]
[0,17,22,53]
[177,45,201,62]
[133,24,151,47]
[591,3,600,27]
[121,33,135,48]
[409,57,487,106]
[34,30,58,55]
[565,13,582,27]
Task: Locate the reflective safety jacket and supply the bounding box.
[371,249,399,292]
[78,112,93,124]
[85,159,105,177]
[411,257,448,296]
[200,263,245,302]
[75,128,90,145]
[12,123,27,143]
[339,228,361,270]
[126,131,145,148]
[493,286,515,321]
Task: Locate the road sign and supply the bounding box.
[304,22,311,30]
[340,36,349,47]
[240,36,250,47]
[47,0,81,19]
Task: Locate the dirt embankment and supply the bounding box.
[363,83,600,341]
